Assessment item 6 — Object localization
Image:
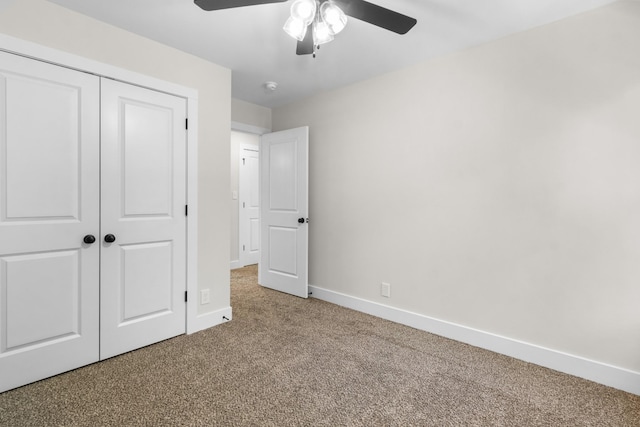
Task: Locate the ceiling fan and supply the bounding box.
[194,0,417,56]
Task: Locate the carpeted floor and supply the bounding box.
[1,264,639,426]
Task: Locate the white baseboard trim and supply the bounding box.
[309,285,640,396]
[230,260,243,270]
[187,306,232,334]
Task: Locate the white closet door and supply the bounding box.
[0,51,100,392]
[99,79,187,360]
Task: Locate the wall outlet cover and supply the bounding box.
[200,289,210,305]
[381,282,391,298]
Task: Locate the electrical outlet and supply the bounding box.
[381,282,391,298]
[200,289,210,305]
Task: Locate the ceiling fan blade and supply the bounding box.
[333,0,417,34]
[194,0,287,11]
[296,27,314,55]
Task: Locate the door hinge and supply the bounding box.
[242,244,245,252]
[185,118,188,130]
[185,291,188,302]
[242,158,245,165]
[185,205,188,216]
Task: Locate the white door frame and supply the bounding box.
[0,34,207,334]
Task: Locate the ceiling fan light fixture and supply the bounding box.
[283,16,308,41]
[290,0,317,26]
[320,1,347,35]
[197,0,417,58]
[313,19,334,46]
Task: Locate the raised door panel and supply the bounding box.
[3,76,80,220]
[268,227,298,276]
[100,79,186,360]
[2,250,81,350]
[122,102,173,217]
[0,51,100,393]
[119,241,174,323]
[268,140,298,211]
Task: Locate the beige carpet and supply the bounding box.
[1,265,638,426]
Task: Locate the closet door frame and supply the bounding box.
[0,33,211,335]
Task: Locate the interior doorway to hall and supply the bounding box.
[231,129,261,270]
[230,125,310,298]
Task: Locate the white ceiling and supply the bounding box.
[44,0,617,108]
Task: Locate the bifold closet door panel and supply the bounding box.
[99,78,187,360]
[0,51,100,393]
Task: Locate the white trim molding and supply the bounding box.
[309,285,640,396]
[0,34,198,100]
[188,307,233,334]
[185,99,200,335]
[231,120,271,135]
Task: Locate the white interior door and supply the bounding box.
[259,127,309,298]
[0,51,100,392]
[240,145,260,266]
[100,79,187,359]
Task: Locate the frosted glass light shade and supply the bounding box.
[320,1,347,35]
[290,0,317,26]
[313,20,334,45]
[283,17,308,41]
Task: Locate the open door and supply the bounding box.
[259,127,309,298]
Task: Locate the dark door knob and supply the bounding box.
[104,234,116,243]
[83,234,96,244]
[298,217,305,224]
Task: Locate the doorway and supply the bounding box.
[229,125,309,299]
[231,130,261,269]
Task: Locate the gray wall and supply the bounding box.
[273,1,640,372]
[232,99,272,131]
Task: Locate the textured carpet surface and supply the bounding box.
[1,265,639,426]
